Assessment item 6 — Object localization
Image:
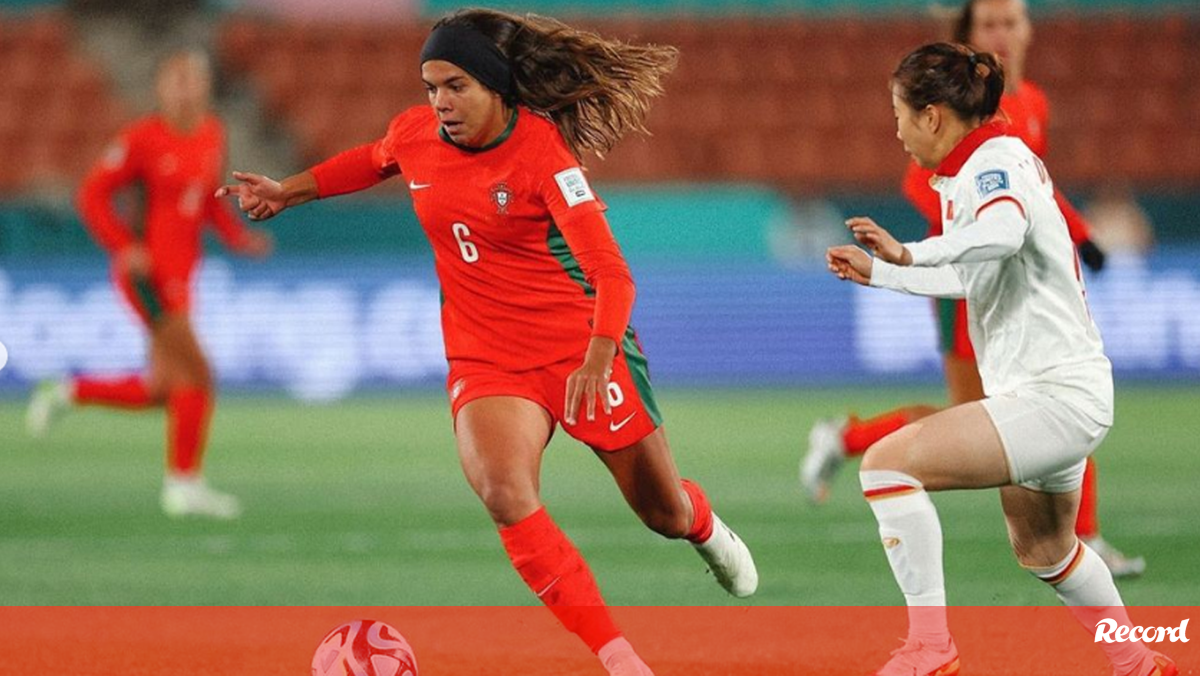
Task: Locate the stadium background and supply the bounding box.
[2,0,1199,615]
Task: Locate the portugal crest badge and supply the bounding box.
[490,181,511,215]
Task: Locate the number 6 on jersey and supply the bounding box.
[452,222,479,263]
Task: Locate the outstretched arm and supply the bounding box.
[870,259,965,298]
[904,199,1027,266]
[848,198,1028,269]
[215,170,318,221]
[827,243,965,298]
[215,142,399,220]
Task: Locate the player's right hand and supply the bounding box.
[116,244,151,278]
[564,336,617,425]
[846,217,910,265]
[216,171,287,221]
[827,245,872,286]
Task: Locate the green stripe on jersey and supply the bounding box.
[936,298,957,354]
[133,275,165,325]
[545,222,656,423]
[546,220,596,297]
[622,326,662,427]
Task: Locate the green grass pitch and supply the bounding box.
[1,386,1196,606]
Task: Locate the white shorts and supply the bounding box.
[982,390,1111,493]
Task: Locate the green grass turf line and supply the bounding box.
[1,387,1196,606]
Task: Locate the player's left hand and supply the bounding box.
[237,228,274,259]
[564,336,617,425]
[846,217,912,265]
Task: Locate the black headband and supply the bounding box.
[420,24,514,97]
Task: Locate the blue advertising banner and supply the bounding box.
[1,251,1197,399]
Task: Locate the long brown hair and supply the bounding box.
[432,9,678,158]
[892,42,1005,123]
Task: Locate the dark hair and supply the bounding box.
[431,9,678,158]
[892,42,1005,122]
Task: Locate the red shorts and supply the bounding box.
[935,298,976,360]
[447,330,662,452]
[114,269,191,327]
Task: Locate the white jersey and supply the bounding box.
[872,125,1113,425]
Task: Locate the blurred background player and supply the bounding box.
[216,10,756,675]
[25,50,273,519]
[827,42,1176,676]
[800,0,1144,578]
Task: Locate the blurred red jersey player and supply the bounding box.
[800,0,1144,577]
[26,50,272,519]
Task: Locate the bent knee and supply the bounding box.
[144,382,169,404]
[179,360,214,392]
[476,481,541,527]
[861,435,909,473]
[153,363,214,393]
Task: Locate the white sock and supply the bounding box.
[861,470,948,645]
[1028,540,1149,672]
[163,474,203,489]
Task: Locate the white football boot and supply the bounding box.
[161,475,242,520]
[26,380,71,438]
[800,416,848,504]
[693,513,758,598]
[1085,535,1147,579]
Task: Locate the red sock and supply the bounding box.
[498,507,622,654]
[1076,457,1099,538]
[842,406,936,456]
[681,479,714,543]
[168,387,213,476]
[72,375,154,409]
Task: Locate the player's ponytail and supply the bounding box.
[892,42,1006,123]
[430,9,678,158]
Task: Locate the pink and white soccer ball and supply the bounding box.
[311,620,418,676]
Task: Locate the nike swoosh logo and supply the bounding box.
[408,180,432,190]
[609,412,636,432]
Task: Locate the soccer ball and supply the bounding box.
[311,620,418,676]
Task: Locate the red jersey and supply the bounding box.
[333,106,632,371]
[902,81,1090,242]
[78,114,251,279]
